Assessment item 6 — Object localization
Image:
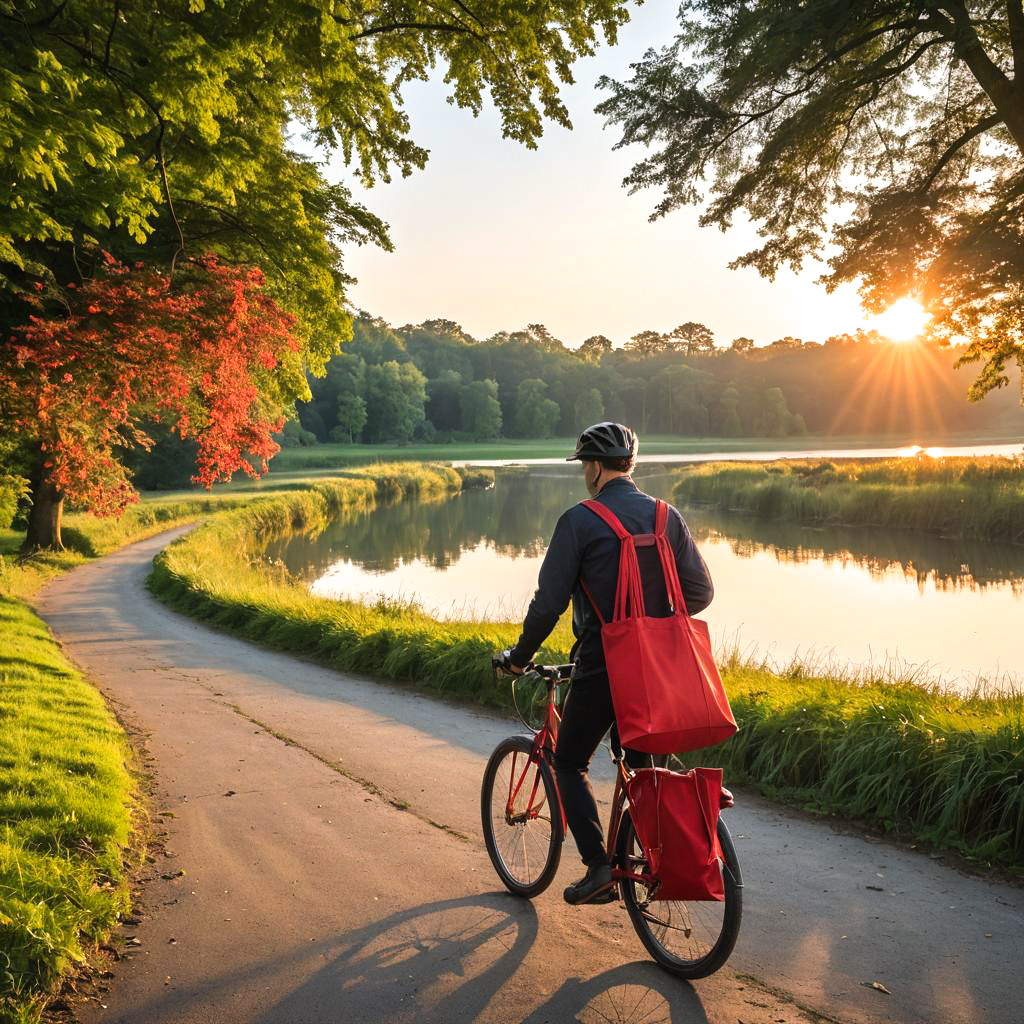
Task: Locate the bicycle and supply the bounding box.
[480,658,743,979]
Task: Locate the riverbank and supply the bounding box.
[266,430,1024,473]
[674,456,1024,542]
[149,473,1023,871]
[0,497,244,1023]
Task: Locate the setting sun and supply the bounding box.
[865,297,931,341]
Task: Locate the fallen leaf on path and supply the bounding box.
[863,981,891,994]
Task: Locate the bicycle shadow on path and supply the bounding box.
[109,892,712,1024]
[249,893,711,1024]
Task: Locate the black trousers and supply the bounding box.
[553,671,652,868]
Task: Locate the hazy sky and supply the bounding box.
[317,4,879,348]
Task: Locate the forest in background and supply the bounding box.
[290,316,1024,444]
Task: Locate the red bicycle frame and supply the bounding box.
[503,670,652,887]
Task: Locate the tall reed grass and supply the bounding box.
[150,464,1024,870]
[673,456,1024,542]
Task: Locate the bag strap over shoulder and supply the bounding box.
[579,498,646,621]
[579,498,690,623]
[580,498,631,539]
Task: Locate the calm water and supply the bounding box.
[455,440,1024,467]
[265,466,1024,693]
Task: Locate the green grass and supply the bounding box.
[148,465,1024,871]
[266,429,1024,473]
[0,601,135,1024]
[679,651,1023,867]
[0,495,260,1023]
[673,456,1024,542]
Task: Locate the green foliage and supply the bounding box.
[2,0,633,339]
[459,379,503,440]
[363,361,428,443]
[292,316,1023,457]
[596,2,1024,403]
[0,476,27,531]
[574,387,605,428]
[512,379,562,438]
[276,420,319,449]
[674,456,1024,542]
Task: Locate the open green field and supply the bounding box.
[266,430,1024,473]
[674,455,1024,542]
[149,466,1024,871]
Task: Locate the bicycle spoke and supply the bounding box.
[487,747,555,889]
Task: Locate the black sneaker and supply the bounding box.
[563,862,616,905]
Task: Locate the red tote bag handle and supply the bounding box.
[579,499,646,622]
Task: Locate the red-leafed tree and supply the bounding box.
[2,254,300,550]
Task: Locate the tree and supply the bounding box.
[333,393,368,444]
[577,334,614,362]
[363,361,427,443]
[512,379,562,437]
[598,3,1024,401]
[459,379,503,439]
[1,256,298,549]
[574,388,606,428]
[669,321,715,355]
[625,330,669,356]
[730,337,755,354]
[715,385,743,436]
[754,388,795,438]
[426,370,465,433]
[515,324,567,352]
[2,0,635,541]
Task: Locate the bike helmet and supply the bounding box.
[566,421,638,462]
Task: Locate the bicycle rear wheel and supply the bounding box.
[481,735,563,897]
[617,812,742,979]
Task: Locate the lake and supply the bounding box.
[265,464,1024,693]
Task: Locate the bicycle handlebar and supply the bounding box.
[491,652,573,682]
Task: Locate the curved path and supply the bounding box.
[36,528,1022,1024]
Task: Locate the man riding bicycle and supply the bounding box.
[496,422,714,905]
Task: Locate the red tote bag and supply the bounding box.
[626,766,725,901]
[581,499,736,755]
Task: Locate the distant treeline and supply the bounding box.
[289,316,1024,447]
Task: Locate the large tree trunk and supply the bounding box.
[23,461,64,551]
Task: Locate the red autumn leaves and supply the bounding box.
[2,254,300,515]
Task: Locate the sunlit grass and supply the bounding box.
[674,456,1024,542]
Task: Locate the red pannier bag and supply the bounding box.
[626,766,725,902]
[581,498,737,755]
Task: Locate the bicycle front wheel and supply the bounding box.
[617,812,742,979]
[481,735,563,898]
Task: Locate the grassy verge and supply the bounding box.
[267,430,1024,472]
[674,456,1024,542]
[0,600,135,1024]
[149,467,1024,871]
[679,652,1022,868]
[0,496,256,1023]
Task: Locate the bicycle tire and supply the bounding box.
[617,811,742,979]
[481,735,563,898]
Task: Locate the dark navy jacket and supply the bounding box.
[509,476,714,677]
